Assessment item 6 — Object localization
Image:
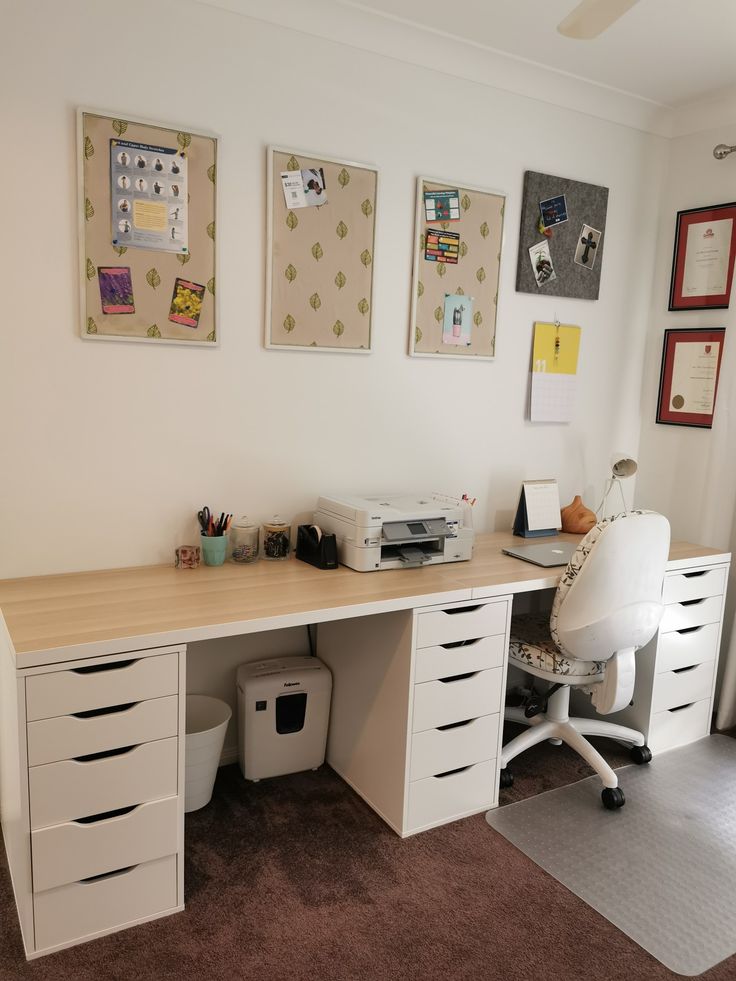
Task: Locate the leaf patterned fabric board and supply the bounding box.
[81,112,216,343]
[412,179,505,358]
[268,149,377,350]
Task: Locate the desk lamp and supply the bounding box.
[596,454,637,516]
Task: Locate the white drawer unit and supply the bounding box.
[33,855,178,952]
[651,662,716,714]
[412,667,503,732]
[658,595,723,634]
[26,652,179,721]
[0,644,186,959]
[31,795,179,894]
[318,597,511,839]
[29,737,179,830]
[648,699,712,754]
[414,635,505,684]
[662,567,727,605]
[596,562,728,756]
[410,714,500,781]
[27,695,179,767]
[407,759,496,833]
[415,602,507,648]
[656,622,720,673]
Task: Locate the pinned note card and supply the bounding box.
[513,480,561,538]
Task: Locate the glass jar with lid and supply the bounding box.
[262,516,291,560]
[229,516,259,563]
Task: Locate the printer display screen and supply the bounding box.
[407,522,427,535]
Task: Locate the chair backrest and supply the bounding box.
[550,511,671,663]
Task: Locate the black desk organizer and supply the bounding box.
[296,525,338,570]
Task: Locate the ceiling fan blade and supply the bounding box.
[557,0,640,39]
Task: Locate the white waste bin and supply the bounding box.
[185,694,232,812]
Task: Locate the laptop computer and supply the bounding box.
[502,540,577,568]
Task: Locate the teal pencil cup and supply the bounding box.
[201,534,228,567]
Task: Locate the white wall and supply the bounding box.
[636,124,736,549]
[0,0,668,579]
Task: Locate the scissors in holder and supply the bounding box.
[197,507,211,535]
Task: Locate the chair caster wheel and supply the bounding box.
[499,768,514,789]
[601,787,625,810]
[630,745,652,764]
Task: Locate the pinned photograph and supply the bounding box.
[539,194,568,228]
[574,224,601,269]
[529,240,556,287]
[98,266,135,314]
[169,278,206,328]
[280,168,328,209]
[442,294,474,346]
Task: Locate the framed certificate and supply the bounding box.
[656,328,725,428]
[668,203,736,310]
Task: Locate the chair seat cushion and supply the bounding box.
[510,613,605,678]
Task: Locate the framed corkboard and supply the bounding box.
[265,146,377,353]
[78,108,218,345]
[409,177,506,359]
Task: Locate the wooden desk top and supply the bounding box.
[0,532,729,669]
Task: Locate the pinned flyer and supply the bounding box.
[424,189,460,222]
[425,228,459,264]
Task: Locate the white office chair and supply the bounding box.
[500,510,670,809]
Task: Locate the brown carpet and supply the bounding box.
[1,728,734,981]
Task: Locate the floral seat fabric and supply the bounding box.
[509,613,605,679]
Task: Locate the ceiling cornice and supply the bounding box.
[192,0,675,137]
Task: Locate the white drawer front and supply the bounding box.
[407,759,495,832]
[31,796,179,893]
[412,667,503,733]
[29,737,179,830]
[659,595,723,634]
[26,652,179,722]
[415,602,507,649]
[27,695,179,767]
[414,635,505,684]
[657,622,720,674]
[662,567,726,605]
[651,661,715,714]
[410,714,500,781]
[648,699,711,754]
[34,854,178,952]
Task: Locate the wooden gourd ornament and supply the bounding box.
[560,495,596,535]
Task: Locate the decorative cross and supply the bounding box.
[580,231,597,264]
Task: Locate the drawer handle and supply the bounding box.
[74,744,139,763]
[72,659,138,674]
[72,701,138,719]
[443,605,483,616]
[433,765,472,779]
[80,865,138,885]
[436,719,474,731]
[441,639,481,650]
[680,599,706,608]
[672,665,697,675]
[676,626,703,635]
[438,672,478,684]
[73,804,139,825]
[683,571,708,579]
[667,703,694,714]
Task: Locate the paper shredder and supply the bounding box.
[236,656,332,781]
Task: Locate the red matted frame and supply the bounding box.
[656,327,725,428]
[669,202,736,310]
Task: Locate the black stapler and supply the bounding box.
[296,524,338,570]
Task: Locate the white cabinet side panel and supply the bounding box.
[318,612,413,833]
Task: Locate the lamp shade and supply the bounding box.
[611,455,637,479]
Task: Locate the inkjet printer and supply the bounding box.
[313,493,474,572]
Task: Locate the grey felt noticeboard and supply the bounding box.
[516,171,608,301]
